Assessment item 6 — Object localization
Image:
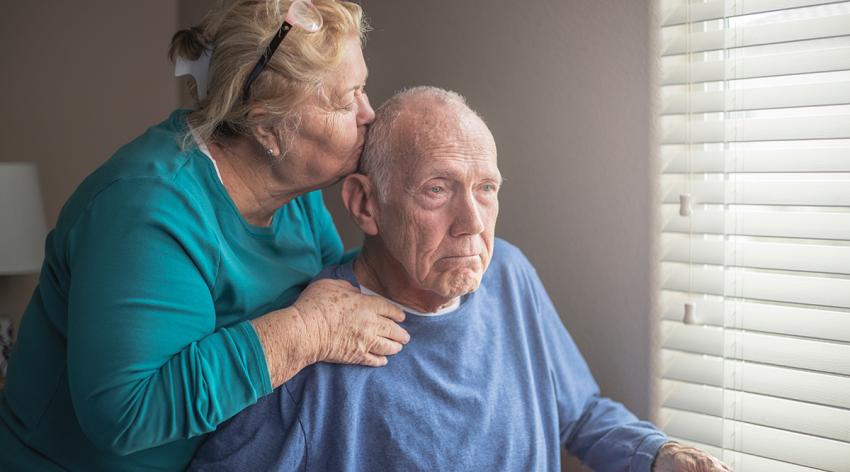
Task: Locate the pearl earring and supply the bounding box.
[265,148,275,157]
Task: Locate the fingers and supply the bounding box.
[369,336,404,356]
[677,447,731,472]
[715,458,734,472]
[359,353,388,367]
[368,296,405,323]
[699,451,732,472]
[377,318,411,345]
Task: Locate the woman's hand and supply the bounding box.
[293,278,409,367]
[652,442,733,472]
[252,279,409,387]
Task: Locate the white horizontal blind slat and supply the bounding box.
[661,175,850,206]
[661,0,847,26]
[661,379,850,441]
[660,320,850,374]
[661,114,850,143]
[661,262,850,308]
[734,331,850,375]
[661,350,850,410]
[662,206,850,240]
[662,147,850,173]
[662,81,850,114]
[659,290,850,343]
[661,236,850,275]
[662,13,850,56]
[662,43,850,85]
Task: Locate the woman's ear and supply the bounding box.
[341,174,379,236]
[247,108,281,157]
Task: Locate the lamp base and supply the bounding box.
[0,314,13,380]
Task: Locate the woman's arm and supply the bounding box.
[67,179,270,455]
[66,179,408,454]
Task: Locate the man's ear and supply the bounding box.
[341,174,379,236]
[247,108,280,157]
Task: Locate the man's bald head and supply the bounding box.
[360,86,494,200]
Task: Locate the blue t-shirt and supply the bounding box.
[190,239,668,471]
[0,110,345,471]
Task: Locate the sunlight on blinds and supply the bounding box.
[657,1,850,471]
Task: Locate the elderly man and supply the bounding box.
[190,87,729,472]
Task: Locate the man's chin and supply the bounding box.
[438,272,482,298]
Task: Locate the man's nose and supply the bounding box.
[451,191,486,237]
[357,93,376,126]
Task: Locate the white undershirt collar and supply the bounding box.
[190,127,224,183]
[359,285,460,317]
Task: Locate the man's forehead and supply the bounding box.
[406,150,501,181]
[389,96,500,179]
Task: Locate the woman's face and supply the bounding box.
[282,36,374,191]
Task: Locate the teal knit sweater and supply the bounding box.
[0,110,344,471]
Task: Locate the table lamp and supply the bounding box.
[0,163,47,275]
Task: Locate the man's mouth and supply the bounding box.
[440,254,480,263]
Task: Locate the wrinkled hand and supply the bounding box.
[293,279,409,367]
[652,442,733,472]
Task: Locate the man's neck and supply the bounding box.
[353,239,459,314]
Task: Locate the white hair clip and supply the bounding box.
[175,48,212,100]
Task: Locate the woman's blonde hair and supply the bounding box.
[169,0,367,147]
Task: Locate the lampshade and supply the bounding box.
[0,163,47,275]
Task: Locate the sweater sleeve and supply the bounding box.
[65,178,272,456]
[520,256,668,472]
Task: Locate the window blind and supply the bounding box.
[656,1,850,471]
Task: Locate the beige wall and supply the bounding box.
[0,2,179,333]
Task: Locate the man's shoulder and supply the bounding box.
[480,238,541,293]
[490,238,534,273]
[313,262,357,285]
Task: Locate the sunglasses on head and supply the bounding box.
[241,0,323,103]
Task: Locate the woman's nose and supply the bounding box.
[358,93,375,126]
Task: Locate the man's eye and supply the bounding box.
[482,183,497,192]
[430,186,445,194]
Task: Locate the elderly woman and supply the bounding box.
[0,1,409,470]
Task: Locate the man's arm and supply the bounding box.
[188,387,303,471]
[516,256,666,471]
[520,252,731,471]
